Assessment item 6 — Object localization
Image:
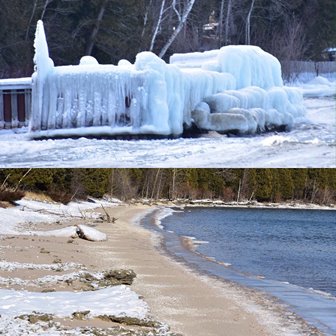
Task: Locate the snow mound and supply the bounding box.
[298,76,336,98]
[29,225,107,241]
[30,21,305,136]
[34,226,78,238]
[0,286,148,319]
[79,56,99,66]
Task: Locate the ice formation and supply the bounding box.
[30,21,305,136]
[171,47,304,134]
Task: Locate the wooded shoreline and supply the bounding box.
[1,169,336,207]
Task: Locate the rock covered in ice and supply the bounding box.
[204,93,241,113]
[76,224,107,242]
[209,113,249,134]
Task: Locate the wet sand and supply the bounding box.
[0,204,317,335]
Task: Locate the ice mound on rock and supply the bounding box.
[30,21,304,137]
[172,46,304,134]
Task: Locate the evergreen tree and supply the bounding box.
[255,169,273,202]
[276,169,294,201]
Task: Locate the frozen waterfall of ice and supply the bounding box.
[30,21,305,136]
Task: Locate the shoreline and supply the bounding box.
[145,205,335,336]
[0,202,326,335]
[121,205,323,336]
[130,199,336,211]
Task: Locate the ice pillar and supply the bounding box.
[30,20,54,131]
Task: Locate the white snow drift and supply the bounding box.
[30,21,305,137]
[0,285,148,319]
[0,198,114,236]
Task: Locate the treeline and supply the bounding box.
[1,0,335,78]
[1,169,335,205]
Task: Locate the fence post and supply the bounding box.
[0,91,4,129]
[25,89,31,127]
[11,90,19,128]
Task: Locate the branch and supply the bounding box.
[14,169,32,192]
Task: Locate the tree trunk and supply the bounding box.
[150,0,166,51]
[158,0,197,58]
[218,0,225,47]
[41,0,54,21]
[25,0,39,41]
[225,0,232,45]
[86,0,109,56]
[171,168,176,199]
[245,0,255,45]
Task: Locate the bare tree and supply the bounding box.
[150,0,166,51]
[86,0,109,55]
[40,0,54,21]
[25,0,39,41]
[275,17,308,80]
[218,0,225,47]
[159,0,197,58]
[141,0,153,41]
[245,0,255,45]
[225,0,233,45]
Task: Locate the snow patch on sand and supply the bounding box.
[0,285,148,319]
[0,199,116,236]
[0,261,83,272]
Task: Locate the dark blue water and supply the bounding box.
[162,207,336,296]
[142,207,336,335]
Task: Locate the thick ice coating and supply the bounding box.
[30,21,305,136]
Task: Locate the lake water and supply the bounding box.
[141,207,336,335]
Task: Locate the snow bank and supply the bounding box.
[296,76,336,98]
[0,199,114,235]
[30,21,305,136]
[0,286,148,319]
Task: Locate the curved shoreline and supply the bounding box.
[133,206,326,336]
[141,206,336,336]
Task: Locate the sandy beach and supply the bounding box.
[0,203,321,335]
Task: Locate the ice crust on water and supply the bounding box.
[30,21,305,136]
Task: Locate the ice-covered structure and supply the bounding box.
[30,21,305,137]
[170,47,305,134]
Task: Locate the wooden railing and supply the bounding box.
[0,79,31,129]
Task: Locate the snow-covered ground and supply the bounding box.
[0,77,334,168]
[0,198,113,235]
[0,199,152,335]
